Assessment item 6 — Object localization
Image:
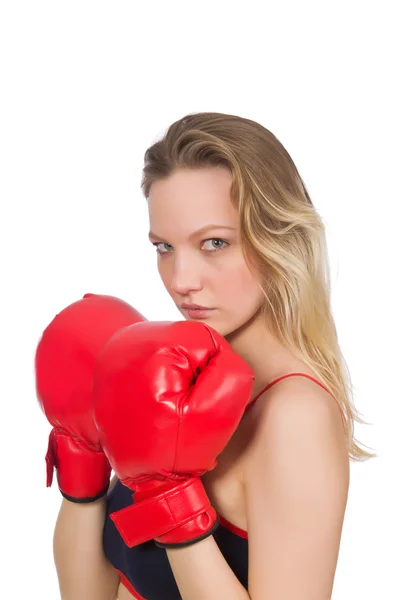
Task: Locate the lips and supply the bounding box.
[181,304,212,310]
[182,306,215,320]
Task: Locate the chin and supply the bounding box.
[187,315,227,337]
[208,319,240,339]
[223,312,259,342]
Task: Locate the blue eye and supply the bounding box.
[152,238,229,255]
[201,239,229,252]
[152,242,173,255]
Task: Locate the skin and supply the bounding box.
[147,166,302,400]
[50,165,348,600]
[112,166,349,599]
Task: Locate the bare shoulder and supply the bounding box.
[242,376,350,596]
[242,372,350,479]
[248,373,346,439]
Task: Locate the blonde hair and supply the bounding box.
[140,111,375,462]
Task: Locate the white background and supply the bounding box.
[1,1,395,598]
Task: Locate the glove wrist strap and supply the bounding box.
[110,476,218,547]
[46,428,111,502]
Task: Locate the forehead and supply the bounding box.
[147,167,238,235]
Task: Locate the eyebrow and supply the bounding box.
[148,224,237,241]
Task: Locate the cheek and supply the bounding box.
[220,261,263,306]
[156,252,263,314]
[214,254,262,322]
[156,258,172,289]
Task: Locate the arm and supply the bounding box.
[165,382,349,600]
[166,537,250,600]
[35,295,143,599]
[245,380,350,599]
[53,495,119,600]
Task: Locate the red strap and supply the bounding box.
[245,372,336,412]
[46,428,111,500]
[110,477,213,547]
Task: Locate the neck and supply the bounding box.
[225,311,299,401]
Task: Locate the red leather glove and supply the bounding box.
[35,293,146,503]
[93,320,255,547]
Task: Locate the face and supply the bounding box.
[147,167,264,337]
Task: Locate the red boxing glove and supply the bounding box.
[93,320,254,547]
[35,293,146,503]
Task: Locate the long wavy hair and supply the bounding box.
[140,111,375,462]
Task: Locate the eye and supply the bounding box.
[152,242,173,255]
[151,238,229,255]
[201,238,229,252]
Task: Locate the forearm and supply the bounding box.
[166,535,250,600]
[53,497,118,600]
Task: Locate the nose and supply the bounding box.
[170,254,204,296]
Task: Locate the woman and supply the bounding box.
[45,112,375,599]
